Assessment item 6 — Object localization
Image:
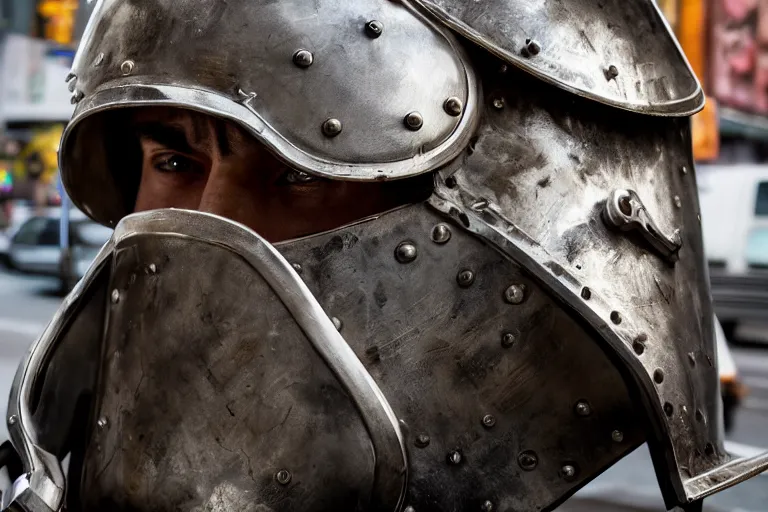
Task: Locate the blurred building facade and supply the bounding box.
[0,0,92,227]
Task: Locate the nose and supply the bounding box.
[197,155,268,236]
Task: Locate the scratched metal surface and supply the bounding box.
[413,0,703,115]
[279,203,644,512]
[426,49,727,506]
[77,235,380,511]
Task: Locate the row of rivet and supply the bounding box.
[319,96,463,138]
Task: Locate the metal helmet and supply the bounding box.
[5,0,768,511]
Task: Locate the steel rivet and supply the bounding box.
[395,242,417,264]
[404,507,416,512]
[120,60,135,76]
[523,39,541,56]
[111,289,120,304]
[94,52,104,66]
[292,263,303,275]
[70,90,84,104]
[275,469,292,485]
[612,430,624,443]
[674,195,682,208]
[575,400,591,417]
[504,284,526,305]
[65,72,76,83]
[482,414,496,428]
[688,352,696,367]
[365,20,384,38]
[499,64,509,74]
[681,165,689,175]
[431,224,452,244]
[8,415,17,426]
[149,263,157,274]
[415,433,430,448]
[322,118,343,137]
[447,450,462,465]
[492,97,505,110]
[331,317,343,332]
[292,49,314,68]
[501,332,516,348]
[697,214,701,223]
[633,339,645,355]
[481,500,494,512]
[561,464,576,480]
[518,450,538,471]
[405,111,424,131]
[97,416,109,429]
[444,97,463,116]
[606,65,619,80]
[457,269,475,288]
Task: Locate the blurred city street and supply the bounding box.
[2,265,768,510]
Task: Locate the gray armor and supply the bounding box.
[3,0,768,511]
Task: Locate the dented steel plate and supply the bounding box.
[412,0,704,115]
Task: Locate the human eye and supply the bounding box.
[277,169,321,186]
[151,153,204,175]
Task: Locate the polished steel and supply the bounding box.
[443,96,463,116]
[322,118,343,138]
[425,52,768,508]
[456,269,475,288]
[503,284,526,305]
[292,49,314,68]
[275,470,292,486]
[412,0,703,115]
[277,204,645,511]
[561,465,576,480]
[365,20,384,38]
[603,189,683,264]
[61,0,479,226]
[119,59,134,76]
[574,401,591,417]
[518,451,538,471]
[395,242,418,264]
[405,112,424,131]
[11,0,767,508]
[430,224,452,244]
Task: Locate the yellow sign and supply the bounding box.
[37,0,79,45]
[692,97,720,162]
[13,124,65,184]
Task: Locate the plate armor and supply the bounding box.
[3,0,768,511]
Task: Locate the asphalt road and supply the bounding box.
[1,267,768,510]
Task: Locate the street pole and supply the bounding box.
[57,174,72,293]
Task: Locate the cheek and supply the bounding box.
[134,167,207,212]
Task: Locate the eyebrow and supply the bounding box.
[134,122,195,154]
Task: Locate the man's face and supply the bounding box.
[131,107,427,242]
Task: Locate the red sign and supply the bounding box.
[711,0,768,114]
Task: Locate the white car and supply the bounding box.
[7,209,112,292]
